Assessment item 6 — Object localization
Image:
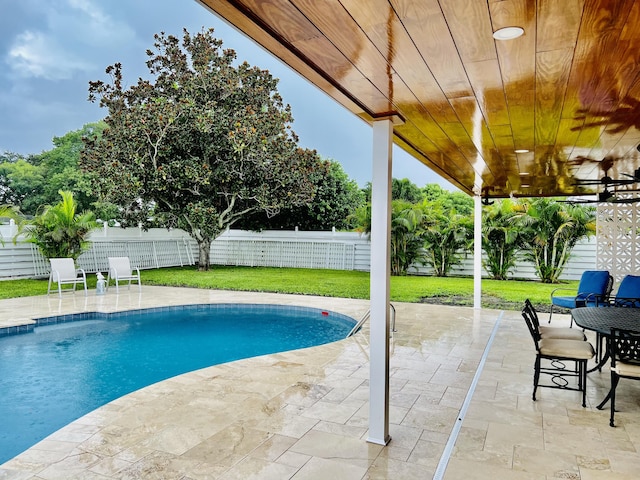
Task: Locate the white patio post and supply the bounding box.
[474,194,482,309]
[368,118,393,445]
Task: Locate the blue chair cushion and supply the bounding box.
[613,275,640,307]
[576,270,611,298]
[552,270,612,309]
[552,296,582,309]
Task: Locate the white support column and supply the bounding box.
[368,119,393,445]
[473,195,482,309]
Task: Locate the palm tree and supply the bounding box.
[350,199,427,275]
[421,201,473,277]
[481,199,523,280]
[515,198,596,283]
[389,200,426,275]
[22,190,97,260]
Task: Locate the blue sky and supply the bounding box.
[0,0,455,190]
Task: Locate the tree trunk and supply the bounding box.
[197,238,211,271]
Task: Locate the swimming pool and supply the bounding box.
[0,304,355,464]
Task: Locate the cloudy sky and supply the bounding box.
[0,0,455,189]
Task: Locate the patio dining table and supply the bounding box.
[571,306,640,408]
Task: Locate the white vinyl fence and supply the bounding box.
[0,225,195,279]
[1,224,596,280]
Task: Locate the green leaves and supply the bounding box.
[481,199,522,280]
[81,28,317,270]
[513,198,596,283]
[22,191,96,260]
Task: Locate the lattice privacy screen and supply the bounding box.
[596,193,640,282]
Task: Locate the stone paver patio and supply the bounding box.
[0,286,638,479]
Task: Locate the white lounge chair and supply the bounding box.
[107,256,141,292]
[48,258,88,297]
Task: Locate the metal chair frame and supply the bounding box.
[522,300,594,407]
[608,328,640,427]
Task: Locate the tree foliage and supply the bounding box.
[481,199,523,280]
[514,198,596,283]
[37,124,107,214]
[0,124,106,216]
[236,159,364,230]
[350,183,474,277]
[392,178,423,203]
[420,200,473,276]
[81,29,318,270]
[389,200,427,275]
[0,158,45,215]
[0,204,22,246]
[21,191,96,260]
[350,198,427,275]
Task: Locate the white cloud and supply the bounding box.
[60,0,136,47]
[8,30,93,80]
[5,0,136,80]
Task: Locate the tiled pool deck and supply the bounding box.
[0,286,638,479]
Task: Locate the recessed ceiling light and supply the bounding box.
[515,149,529,153]
[493,26,524,41]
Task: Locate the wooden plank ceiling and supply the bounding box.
[198,0,640,199]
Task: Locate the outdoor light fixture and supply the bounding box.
[493,26,524,40]
[515,149,529,153]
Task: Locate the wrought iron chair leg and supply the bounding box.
[533,357,540,401]
[610,375,620,427]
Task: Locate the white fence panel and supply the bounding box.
[209,229,363,270]
[1,226,597,281]
[1,227,197,279]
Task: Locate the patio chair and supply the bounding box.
[549,270,613,324]
[592,275,640,365]
[522,301,595,407]
[47,258,87,297]
[607,275,640,308]
[107,257,141,293]
[608,328,640,427]
[524,299,586,341]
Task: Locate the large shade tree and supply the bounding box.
[81,29,317,270]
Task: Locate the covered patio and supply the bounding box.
[195,0,640,453]
[1,287,639,478]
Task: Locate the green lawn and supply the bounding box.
[0,265,574,311]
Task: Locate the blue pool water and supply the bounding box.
[0,304,355,464]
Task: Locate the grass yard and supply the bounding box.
[0,265,574,311]
[141,266,568,311]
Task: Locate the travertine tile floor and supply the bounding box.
[0,286,638,479]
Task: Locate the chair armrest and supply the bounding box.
[550,287,575,298]
[581,291,611,306]
[612,296,640,308]
[76,268,86,279]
